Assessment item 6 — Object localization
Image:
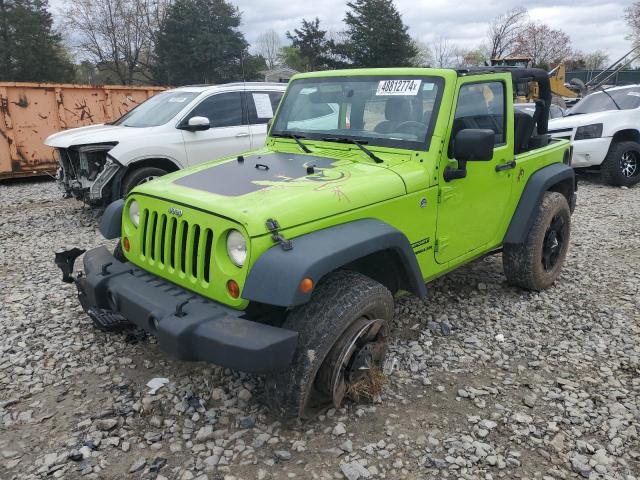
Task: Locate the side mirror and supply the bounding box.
[182,116,210,131]
[444,129,495,182]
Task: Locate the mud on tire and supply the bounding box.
[264,270,394,421]
[503,191,571,291]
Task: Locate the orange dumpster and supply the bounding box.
[0,82,165,180]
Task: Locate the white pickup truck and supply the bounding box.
[548,84,640,187]
[45,82,286,205]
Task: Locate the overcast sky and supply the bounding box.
[51,0,634,63]
[233,0,633,61]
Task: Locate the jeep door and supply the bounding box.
[180,91,251,166]
[245,90,284,148]
[435,78,514,264]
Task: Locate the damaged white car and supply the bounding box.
[45,82,286,205]
[548,84,640,187]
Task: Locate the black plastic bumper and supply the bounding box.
[75,246,298,373]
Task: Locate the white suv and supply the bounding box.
[548,84,640,187]
[45,82,286,204]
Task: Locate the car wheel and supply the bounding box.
[503,191,571,291]
[601,141,640,187]
[264,270,394,420]
[122,166,168,196]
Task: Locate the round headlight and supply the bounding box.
[129,200,140,227]
[226,230,247,267]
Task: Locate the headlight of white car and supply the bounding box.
[574,123,603,140]
[226,230,247,267]
[129,200,140,227]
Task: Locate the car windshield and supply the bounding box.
[568,86,640,115]
[113,91,199,127]
[271,76,444,150]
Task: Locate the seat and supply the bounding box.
[513,111,535,154]
[374,98,413,134]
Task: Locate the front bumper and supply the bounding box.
[75,246,298,373]
[571,137,612,168]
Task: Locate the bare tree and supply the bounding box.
[513,22,572,69]
[410,39,433,67]
[625,2,640,46]
[487,6,528,60]
[63,0,171,85]
[256,29,281,70]
[430,37,456,68]
[583,50,610,70]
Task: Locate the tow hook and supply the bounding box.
[54,248,86,283]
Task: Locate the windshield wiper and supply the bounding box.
[322,137,383,164]
[272,132,311,153]
[598,86,621,110]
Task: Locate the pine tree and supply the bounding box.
[333,0,417,68]
[0,0,75,82]
[154,0,252,85]
[285,18,329,71]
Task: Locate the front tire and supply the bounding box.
[503,191,571,291]
[264,270,394,420]
[122,166,168,195]
[601,141,640,187]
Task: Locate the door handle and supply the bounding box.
[495,160,517,172]
[235,132,250,138]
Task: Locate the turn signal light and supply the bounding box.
[123,237,130,252]
[299,277,314,294]
[227,279,240,298]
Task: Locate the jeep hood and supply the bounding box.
[133,151,407,237]
[45,123,150,148]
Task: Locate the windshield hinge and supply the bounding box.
[266,218,293,251]
[437,189,442,204]
[434,239,440,253]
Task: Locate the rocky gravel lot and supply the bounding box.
[1,176,639,480]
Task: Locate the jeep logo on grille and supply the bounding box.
[168,207,183,217]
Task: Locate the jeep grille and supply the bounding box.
[139,208,215,283]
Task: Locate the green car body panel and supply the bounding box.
[118,68,571,311]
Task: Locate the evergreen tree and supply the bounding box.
[154,0,251,85]
[0,0,75,82]
[333,0,417,68]
[285,18,329,71]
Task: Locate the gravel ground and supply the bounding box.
[0,176,639,480]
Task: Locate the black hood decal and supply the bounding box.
[173,152,340,196]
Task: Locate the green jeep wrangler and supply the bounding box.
[56,67,576,419]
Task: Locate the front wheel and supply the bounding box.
[264,270,394,420]
[601,141,640,187]
[122,166,168,196]
[503,191,571,291]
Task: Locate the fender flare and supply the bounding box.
[100,199,124,239]
[504,163,576,245]
[242,219,427,307]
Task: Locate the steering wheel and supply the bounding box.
[394,121,425,137]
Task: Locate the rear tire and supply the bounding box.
[122,166,168,195]
[264,270,394,420]
[600,141,640,187]
[503,191,571,291]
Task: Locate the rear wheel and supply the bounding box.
[601,141,640,187]
[503,191,571,291]
[122,166,168,195]
[264,270,393,420]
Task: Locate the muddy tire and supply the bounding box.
[600,141,640,187]
[503,191,571,291]
[264,270,394,420]
[122,166,168,195]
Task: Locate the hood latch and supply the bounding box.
[266,218,293,251]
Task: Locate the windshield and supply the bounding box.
[113,91,199,127]
[568,86,640,115]
[272,76,444,150]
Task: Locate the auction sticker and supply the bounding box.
[376,79,421,96]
